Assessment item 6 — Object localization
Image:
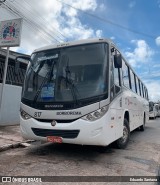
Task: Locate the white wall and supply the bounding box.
[0,84,22,126]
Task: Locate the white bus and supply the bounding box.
[158,104,160,117]
[18,38,149,149]
[149,102,159,119]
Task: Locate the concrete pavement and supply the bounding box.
[0,120,160,184]
[0,125,31,152]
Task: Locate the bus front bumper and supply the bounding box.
[149,112,155,118]
[20,115,117,146]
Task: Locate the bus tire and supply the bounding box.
[116,118,130,149]
[139,115,145,131]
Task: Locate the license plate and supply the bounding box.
[47,136,62,143]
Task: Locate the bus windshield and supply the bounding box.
[22,43,108,104]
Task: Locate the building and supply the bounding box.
[0,49,29,126]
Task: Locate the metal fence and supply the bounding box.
[0,58,27,86]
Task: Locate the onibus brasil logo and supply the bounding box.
[0,21,20,42]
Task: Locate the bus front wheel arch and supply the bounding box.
[139,114,146,131]
[115,118,130,149]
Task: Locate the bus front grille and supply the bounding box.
[34,118,78,123]
[31,128,80,139]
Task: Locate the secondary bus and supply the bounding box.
[149,102,159,119]
[18,38,149,149]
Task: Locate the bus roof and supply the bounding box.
[33,38,113,53]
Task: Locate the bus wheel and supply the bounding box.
[139,116,145,131]
[116,118,130,149]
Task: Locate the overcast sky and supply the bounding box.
[0,0,160,101]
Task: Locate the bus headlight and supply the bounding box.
[81,106,109,121]
[20,109,31,120]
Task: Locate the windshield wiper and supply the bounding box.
[33,60,56,103]
[63,56,79,105]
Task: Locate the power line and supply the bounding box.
[7,4,60,43]
[3,0,68,44]
[2,0,67,43]
[3,1,61,43]
[11,0,66,42]
[3,3,53,43]
[57,0,157,39]
[22,0,67,41]
[0,0,6,6]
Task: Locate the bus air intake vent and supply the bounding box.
[31,128,80,139]
[34,118,78,123]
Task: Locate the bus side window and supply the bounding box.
[138,80,142,96]
[130,70,136,93]
[136,77,140,95]
[110,58,114,100]
[110,54,121,100]
[122,59,130,89]
[141,83,145,98]
[114,63,121,94]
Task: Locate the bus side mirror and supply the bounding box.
[15,56,30,75]
[114,54,122,68]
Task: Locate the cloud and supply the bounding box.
[155,36,160,46]
[1,0,104,54]
[69,0,97,11]
[96,30,103,38]
[99,3,106,11]
[63,0,97,17]
[153,64,160,68]
[129,1,136,8]
[110,36,115,40]
[145,80,160,101]
[125,40,154,67]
